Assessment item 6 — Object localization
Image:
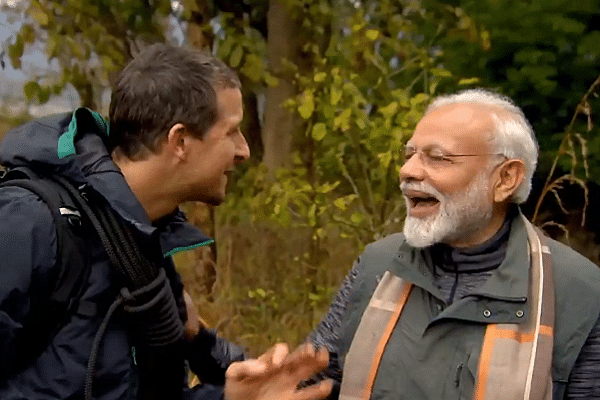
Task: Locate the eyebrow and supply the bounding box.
[406,142,452,154]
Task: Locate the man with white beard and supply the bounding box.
[306,89,600,399]
[401,170,494,248]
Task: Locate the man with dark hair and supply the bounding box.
[0,43,331,400]
[308,89,600,399]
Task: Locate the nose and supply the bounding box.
[234,133,250,164]
[399,152,426,184]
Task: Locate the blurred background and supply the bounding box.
[1,0,599,355]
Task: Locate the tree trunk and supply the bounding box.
[262,0,305,174]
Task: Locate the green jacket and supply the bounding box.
[338,216,600,399]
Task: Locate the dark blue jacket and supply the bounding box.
[0,111,229,399]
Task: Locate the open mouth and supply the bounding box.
[403,190,441,216]
[409,195,439,208]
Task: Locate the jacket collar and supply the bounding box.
[392,210,530,303]
[74,127,213,258]
[470,213,529,302]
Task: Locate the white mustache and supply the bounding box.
[400,181,444,202]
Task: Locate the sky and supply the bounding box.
[0,0,188,117]
[1,3,78,116]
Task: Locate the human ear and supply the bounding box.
[165,123,188,162]
[493,159,526,203]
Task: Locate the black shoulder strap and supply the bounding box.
[0,167,91,364]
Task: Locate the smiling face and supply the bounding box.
[182,87,249,205]
[401,170,494,248]
[399,103,506,248]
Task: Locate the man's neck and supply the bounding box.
[112,154,180,222]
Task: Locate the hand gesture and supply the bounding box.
[224,343,332,400]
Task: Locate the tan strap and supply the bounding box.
[474,216,554,400]
[339,271,412,400]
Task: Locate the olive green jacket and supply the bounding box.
[338,216,600,399]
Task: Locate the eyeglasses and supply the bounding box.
[403,145,506,168]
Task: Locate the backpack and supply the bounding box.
[0,166,92,369]
[0,163,187,399]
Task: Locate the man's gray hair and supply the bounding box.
[424,88,538,204]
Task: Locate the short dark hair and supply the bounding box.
[108,43,241,159]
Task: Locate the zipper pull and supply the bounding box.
[131,346,137,366]
[455,363,463,387]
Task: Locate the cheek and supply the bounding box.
[431,174,470,193]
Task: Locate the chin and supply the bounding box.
[203,197,224,206]
[198,192,226,206]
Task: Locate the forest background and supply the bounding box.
[1,0,600,356]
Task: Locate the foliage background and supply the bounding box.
[1,0,600,356]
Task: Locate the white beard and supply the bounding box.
[401,173,493,248]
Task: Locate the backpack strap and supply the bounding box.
[0,167,92,366]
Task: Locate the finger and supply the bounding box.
[183,291,200,340]
[225,360,267,382]
[283,343,315,366]
[258,343,289,368]
[283,343,329,378]
[293,380,334,400]
[272,342,290,367]
[315,346,329,369]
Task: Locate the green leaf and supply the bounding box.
[102,55,115,71]
[318,181,339,193]
[545,15,586,35]
[21,24,36,44]
[230,45,244,68]
[578,32,600,59]
[29,0,49,26]
[38,86,51,103]
[308,204,316,227]
[350,212,363,224]
[379,151,392,169]
[8,35,24,69]
[46,34,60,58]
[330,87,342,105]
[314,72,327,82]
[298,91,315,119]
[241,54,263,82]
[334,108,352,131]
[431,68,452,77]
[458,77,480,85]
[312,122,327,141]
[410,93,429,105]
[23,81,41,101]
[334,197,347,210]
[366,29,379,41]
[322,104,335,120]
[379,101,398,116]
[356,117,366,129]
[264,73,280,87]
[68,37,85,59]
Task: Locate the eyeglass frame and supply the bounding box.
[402,145,507,168]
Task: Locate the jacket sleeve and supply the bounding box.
[302,260,361,399]
[0,187,58,381]
[185,328,246,386]
[564,312,600,399]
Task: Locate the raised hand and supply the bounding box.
[224,343,332,400]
